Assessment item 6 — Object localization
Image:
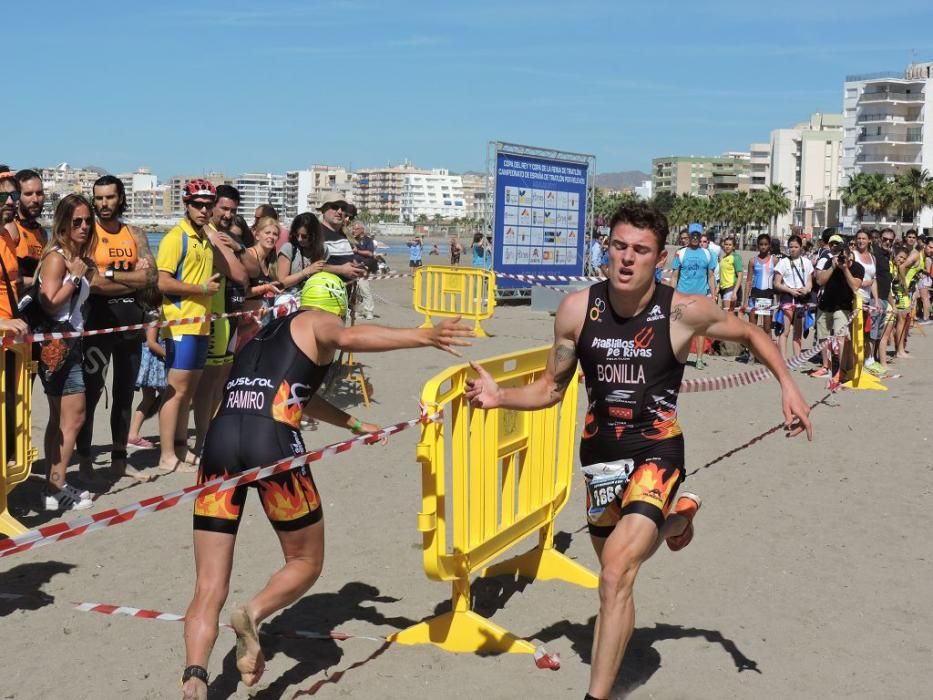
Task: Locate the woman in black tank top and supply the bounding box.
[181,303,473,697]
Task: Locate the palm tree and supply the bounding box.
[892,168,933,232]
[840,172,873,225]
[765,184,790,237]
[863,173,894,225]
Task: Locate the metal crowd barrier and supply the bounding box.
[413,265,496,338]
[1,344,37,536]
[389,346,597,655]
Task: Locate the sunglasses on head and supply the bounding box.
[0,191,20,204]
[72,216,93,228]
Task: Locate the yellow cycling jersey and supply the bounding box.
[156,218,214,337]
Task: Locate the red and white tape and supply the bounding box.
[677,330,848,394]
[0,408,440,559]
[73,601,561,667]
[0,307,268,347]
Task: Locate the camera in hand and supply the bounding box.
[837,253,847,265]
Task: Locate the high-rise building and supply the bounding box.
[39,163,103,199]
[749,143,771,191]
[235,173,286,219]
[842,61,933,231]
[399,169,466,222]
[770,113,843,237]
[118,168,159,219]
[354,162,426,219]
[460,173,489,223]
[286,165,353,219]
[652,154,750,197]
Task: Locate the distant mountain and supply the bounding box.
[596,171,650,189]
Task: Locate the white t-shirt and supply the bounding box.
[774,256,813,302]
[706,241,722,283]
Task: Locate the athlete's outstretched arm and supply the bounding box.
[317,315,473,356]
[466,291,583,411]
[303,394,381,435]
[673,295,812,440]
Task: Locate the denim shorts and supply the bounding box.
[39,341,85,396]
[869,300,889,341]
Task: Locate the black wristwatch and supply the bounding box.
[104,268,115,280]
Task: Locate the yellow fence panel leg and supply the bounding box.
[481,528,598,588]
[387,579,536,654]
[843,297,887,391]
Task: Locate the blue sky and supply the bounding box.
[9,0,933,180]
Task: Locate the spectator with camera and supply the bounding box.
[811,234,864,383]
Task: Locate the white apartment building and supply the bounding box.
[769,113,843,238]
[118,168,159,219]
[39,163,102,198]
[460,173,488,222]
[749,143,770,191]
[235,173,286,219]
[286,165,354,219]
[635,179,653,200]
[354,162,426,218]
[399,169,465,222]
[842,61,933,231]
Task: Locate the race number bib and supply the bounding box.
[581,459,635,520]
[754,297,773,316]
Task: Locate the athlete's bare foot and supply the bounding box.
[109,459,152,483]
[180,677,207,700]
[157,457,197,474]
[230,605,265,687]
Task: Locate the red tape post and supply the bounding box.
[0,409,440,559]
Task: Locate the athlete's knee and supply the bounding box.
[285,553,324,589]
[598,552,641,604]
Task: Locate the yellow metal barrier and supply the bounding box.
[389,346,597,655]
[1,344,37,537]
[843,295,887,391]
[412,265,495,338]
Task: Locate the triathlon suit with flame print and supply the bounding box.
[193,311,331,535]
[576,281,686,536]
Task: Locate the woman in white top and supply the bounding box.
[853,229,879,308]
[772,234,813,360]
[37,193,97,511]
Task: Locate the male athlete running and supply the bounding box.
[466,202,812,700]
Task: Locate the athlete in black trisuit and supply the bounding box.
[466,203,812,700]
[179,299,472,699]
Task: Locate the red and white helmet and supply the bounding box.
[182,178,216,202]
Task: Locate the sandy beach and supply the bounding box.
[2,255,931,699]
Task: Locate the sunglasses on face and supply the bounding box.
[72,216,93,228]
[0,191,20,204]
[188,200,213,211]
[882,237,895,243]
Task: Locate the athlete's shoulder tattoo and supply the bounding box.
[670,299,696,322]
[130,225,158,288]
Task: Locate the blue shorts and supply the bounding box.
[165,334,209,371]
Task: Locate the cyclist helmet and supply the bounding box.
[299,271,348,318]
[182,178,216,202]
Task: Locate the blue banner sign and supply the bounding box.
[494,153,587,287]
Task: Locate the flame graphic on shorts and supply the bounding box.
[582,404,598,439]
[642,407,682,441]
[194,488,240,520]
[260,476,310,522]
[272,381,302,427]
[622,462,679,510]
[295,471,320,510]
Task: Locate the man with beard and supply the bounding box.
[5,169,47,291]
[0,167,21,323]
[192,185,249,457]
[155,180,229,474]
[75,175,162,482]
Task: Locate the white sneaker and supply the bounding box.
[45,484,94,512]
[363,314,374,320]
